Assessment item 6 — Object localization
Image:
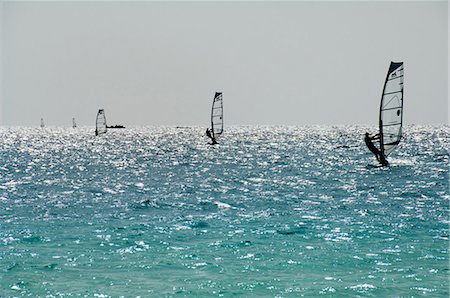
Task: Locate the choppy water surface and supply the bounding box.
[0,126,448,297]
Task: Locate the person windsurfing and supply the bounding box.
[364,132,389,166]
[206,128,218,145]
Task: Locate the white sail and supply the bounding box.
[379,62,404,156]
[72,118,77,129]
[95,109,107,135]
[40,118,45,128]
[211,92,223,138]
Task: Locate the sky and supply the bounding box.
[0,0,448,126]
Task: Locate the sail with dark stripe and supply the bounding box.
[211,92,223,139]
[95,109,107,136]
[379,62,404,156]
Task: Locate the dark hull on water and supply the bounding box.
[107,125,125,129]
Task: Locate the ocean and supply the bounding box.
[0,125,448,297]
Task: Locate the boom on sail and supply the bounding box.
[95,109,107,136]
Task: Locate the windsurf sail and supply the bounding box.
[95,109,107,136]
[40,118,45,128]
[379,62,404,157]
[210,92,223,139]
[72,118,77,129]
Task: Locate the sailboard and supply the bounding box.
[72,118,77,129]
[379,62,404,157]
[95,109,107,136]
[210,92,223,140]
[40,118,45,128]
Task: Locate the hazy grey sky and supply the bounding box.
[0,1,448,126]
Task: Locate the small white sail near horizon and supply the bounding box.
[211,92,223,139]
[379,62,404,157]
[95,109,107,136]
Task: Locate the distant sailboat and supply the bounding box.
[95,109,107,136]
[40,118,45,128]
[365,62,404,166]
[206,92,223,145]
[72,118,77,129]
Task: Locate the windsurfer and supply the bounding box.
[364,132,389,166]
[206,128,218,145]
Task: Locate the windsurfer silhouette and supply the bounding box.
[206,128,218,145]
[365,132,389,166]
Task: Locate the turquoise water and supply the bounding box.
[0,126,448,297]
